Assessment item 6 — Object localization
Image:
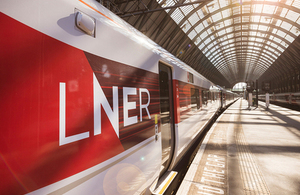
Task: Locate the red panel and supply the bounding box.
[0,13,124,194]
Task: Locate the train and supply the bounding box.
[258,92,300,109]
[0,0,238,194]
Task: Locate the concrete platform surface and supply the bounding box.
[176,99,300,195]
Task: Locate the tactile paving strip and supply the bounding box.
[235,108,271,195]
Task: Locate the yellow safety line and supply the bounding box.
[158,172,177,194]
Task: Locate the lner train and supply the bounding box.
[0,1,238,194]
[258,93,300,108]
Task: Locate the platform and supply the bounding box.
[176,99,300,195]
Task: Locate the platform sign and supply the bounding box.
[246,81,254,92]
[262,82,270,92]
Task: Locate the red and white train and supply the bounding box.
[0,1,238,194]
[258,92,300,107]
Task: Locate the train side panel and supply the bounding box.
[0,7,162,195]
[0,0,228,194]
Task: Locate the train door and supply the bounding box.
[158,62,175,177]
[191,88,200,110]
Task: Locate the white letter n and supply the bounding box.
[93,73,119,137]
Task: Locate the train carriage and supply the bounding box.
[0,1,238,194]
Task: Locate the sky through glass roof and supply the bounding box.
[157,0,300,85]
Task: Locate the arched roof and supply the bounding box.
[100,0,300,88]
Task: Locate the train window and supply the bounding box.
[159,63,175,177]
[188,72,194,83]
[191,88,200,110]
[208,91,211,102]
[202,90,207,105]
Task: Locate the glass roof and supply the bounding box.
[157,0,300,84]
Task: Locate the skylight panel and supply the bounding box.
[218,29,226,36]
[285,34,295,43]
[280,8,288,17]
[266,51,277,59]
[235,31,241,36]
[249,37,255,42]
[222,40,229,45]
[202,20,209,27]
[199,42,205,50]
[232,6,240,15]
[204,37,211,45]
[277,46,284,52]
[212,53,220,61]
[285,0,293,6]
[256,38,264,43]
[262,5,276,15]
[224,19,232,26]
[258,25,268,31]
[197,9,205,19]
[229,43,235,48]
[211,47,216,53]
[194,24,203,34]
[207,28,212,34]
[252,4,263,13]
[281,21,293,30]
[170,9,184,24]
[251,24,259,30]
[188,16,198,27]
[275,19,282,27]
[268,47,275,53]
[180,5,194,16]
[216,22,225,30]
[212,12,222,23]
[207,43,214,50]
[227,33,234,39]
[188,30,197,40]
[250,31,256,36]
[251,15,260,23]
[209,1,220,13]
[225,26,233,33]
[270,42,278,48]
[219,0,228,8]
[297,17,300,25]
[291,26,300,36]
[195,37,201,45]
[200,30,208,39]
[292,0,300,9]
[181,21,191,32]
[273,36,282,44]
[285,10,300,22]
[222,9,230,18]
[276,30,286,38]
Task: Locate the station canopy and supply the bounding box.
[103,0,300,88]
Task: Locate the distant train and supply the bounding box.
[258,92,300,108]
[0,0,238,194]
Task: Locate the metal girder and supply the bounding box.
[215,57,269,73]
[207,39,282,60]
[214,57,273,73]
[212,48,276,67]
[103,0,300,89]
[187,7,300,37]
[117,0,211,17]
[198,25,293,53]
